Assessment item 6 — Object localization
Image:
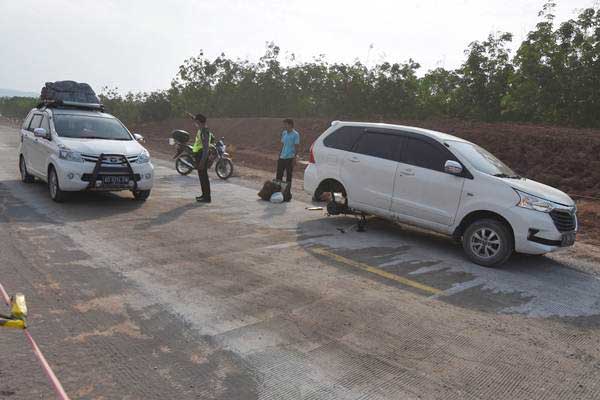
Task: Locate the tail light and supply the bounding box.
[309,143,316,164]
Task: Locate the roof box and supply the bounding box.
[39,81,102,109]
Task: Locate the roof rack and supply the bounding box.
[37,99,105,112]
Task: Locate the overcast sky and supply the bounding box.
[1,0,597,94]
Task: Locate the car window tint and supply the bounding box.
[323,126,363,151]
[41,115,50,133]
[402,138,451,172]
[353,132,401,161]
[28,114,43,131]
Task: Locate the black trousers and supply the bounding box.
[197,158,211,199]
[276,158,294,183]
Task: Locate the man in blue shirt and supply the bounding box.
[276,118,300,185]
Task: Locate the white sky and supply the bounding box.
[0,0,597,94]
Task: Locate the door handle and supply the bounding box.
[348,157,360,163]
[402,169,415,176]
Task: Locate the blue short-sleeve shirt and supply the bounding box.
[280,129,300,159]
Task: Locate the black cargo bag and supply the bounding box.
[258,180,281,201]
[40,81,101,104]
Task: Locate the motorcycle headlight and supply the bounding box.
[58,149,84,163]
[515,189,555,213]
[137,151,151,164]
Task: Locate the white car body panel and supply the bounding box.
[304,121,577,257]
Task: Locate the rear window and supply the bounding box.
[323,126,363,151]
[353,132,402,162]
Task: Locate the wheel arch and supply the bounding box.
[453,210,515,245]
[314,178,348,200]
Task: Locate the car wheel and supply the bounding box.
[132,189,151,201]
[462,219,513,267]
[19,156,35,183]
[48,166,67,202]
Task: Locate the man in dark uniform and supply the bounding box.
[191,113,212,203]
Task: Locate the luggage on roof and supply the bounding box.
[40,81,101,104]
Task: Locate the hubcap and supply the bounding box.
[49,171,57,198]
[470,228,501,259]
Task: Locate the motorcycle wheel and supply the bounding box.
[215,158,234,180]
[175,154,195,176]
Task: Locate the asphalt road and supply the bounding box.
[1,124,600,399]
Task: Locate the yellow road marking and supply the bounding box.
[312,247,442,295]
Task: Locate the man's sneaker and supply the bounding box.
[196,196,211,203]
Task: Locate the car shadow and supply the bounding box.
[295,214,600,319]
[0,179,146,223]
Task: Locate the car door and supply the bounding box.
[31,114,54,178]
[391,136,465,227]
[341,130,402,213]
[24,113,44,175]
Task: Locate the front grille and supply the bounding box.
[550,209,576,232]
[81,154,138,165]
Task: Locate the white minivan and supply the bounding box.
[304,121,577,267]
[19,103,154,202]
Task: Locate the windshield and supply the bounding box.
[53,114,132,140]
[447,140,518,177]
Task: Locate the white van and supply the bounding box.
[304,121,577,267]
[19,103,154,202]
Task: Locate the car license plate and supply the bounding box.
[102,175,129,185]
[561,232,576,247]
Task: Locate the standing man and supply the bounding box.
[276,118,300,185]
[190,113,213,203]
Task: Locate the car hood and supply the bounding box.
[507,177,574,206]
[58,137,144,157]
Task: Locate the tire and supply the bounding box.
[462,219,514,267]
[132,190,151,201]
[175,154,195,175]
[48,166,67,203]
[215,158,233,180]
[19,156,35,183]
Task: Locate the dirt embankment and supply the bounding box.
[132,117,600,243]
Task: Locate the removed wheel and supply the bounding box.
[175,154,195,175]
[48,166,67,202]
[215,158,233,180]
[133,189,151,201]
[462,219,513,267]
[19,156,35,183]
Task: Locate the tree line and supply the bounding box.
[2,2,599,128]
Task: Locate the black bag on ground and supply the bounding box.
[258,180,281,201]
[40,81,100,104]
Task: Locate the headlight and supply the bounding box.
[515,189,555,213]
[58,149,83,163]
[137,151,151,164]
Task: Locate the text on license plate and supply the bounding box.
[102,175,130,185]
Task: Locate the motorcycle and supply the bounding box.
[169,130,234,180]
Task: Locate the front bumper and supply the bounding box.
[303,164,319,197]
[54,159,154,192]
[508,205,577,255]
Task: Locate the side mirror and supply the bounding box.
[33,127,49,139]
[444,160,463,175]
[133,133,145,143]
